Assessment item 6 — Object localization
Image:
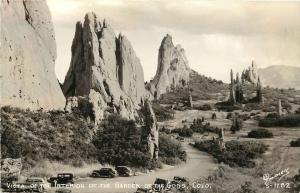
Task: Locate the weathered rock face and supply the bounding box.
[0,0,65,110]
[241,61,258,84]
[143,100,159,159]
[149,34,190,99]
[62,12,146,123]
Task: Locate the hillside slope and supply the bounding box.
[258,65,300,90]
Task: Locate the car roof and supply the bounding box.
[27,177,44,180]
[58,173,73,175]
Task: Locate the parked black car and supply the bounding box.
[176,136,184,142]
[135,187,153,193]
[115,166,133,177]
[48,173,74,187]
[153,178,170,192]
[170,176,189,191]
[91,168,117,178]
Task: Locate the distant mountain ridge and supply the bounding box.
[258,65,300,90]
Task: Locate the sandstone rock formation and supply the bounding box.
[241,60,258,84]
[143,100,159,159]
[148,34,190,99]
[0,0,65,110]
[229,68,263,104]
[62,12,146,123]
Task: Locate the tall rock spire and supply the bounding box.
[62,12,146,123]
[278,99,282,116]
[229,69,236,105]
[256,76,263,103]
[148,34,190,99]
[241,60,259,84]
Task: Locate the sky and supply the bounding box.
[48,0,300,83]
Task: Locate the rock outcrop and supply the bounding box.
[241,61,258,84]
[148,34,190,99]
[0,0,65,110]
[143,100,159,159]
[62,12,146,123]
[229,68,263,104]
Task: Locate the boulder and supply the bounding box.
[149,34,190,99]
[62,12,145,123]
[0,0,65,110]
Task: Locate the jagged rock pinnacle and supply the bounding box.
[149,34,190,99]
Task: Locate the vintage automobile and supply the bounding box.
[170,176,189,191]
[55,188,72,193]
[90,168,117,178]
[115,166,133,177]
[8,177,48,192]
[47,173,74,187]
[152,178,170,192]
[176,136,185,142]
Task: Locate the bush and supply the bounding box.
[230,116,243,133]
[1,106,96,169]
[290,138,300,147]
[189,118,220,134]
[172,125,194,137]
[151,102,175,122]
[158,133,187,165]
[259,114,300,127]
[247,128,273,138]
[92,115,153,168]
[194,140,268,168]
[195,104,212,111]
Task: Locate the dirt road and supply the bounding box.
[48,143,217,193]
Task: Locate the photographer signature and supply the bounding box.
[263,168,290,188]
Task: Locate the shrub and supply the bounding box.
[172,126,194,137]
[290,138,300,147]
[1,107,96,169]
[230,116,243,133]
[92,115,153,168]
[158,133,187,165]
[247,128,273,138]
[194,140,268,168]
[259,114,300,127]
[189,118,220,134]
[151,102,175,122]
[195,104,212,111]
